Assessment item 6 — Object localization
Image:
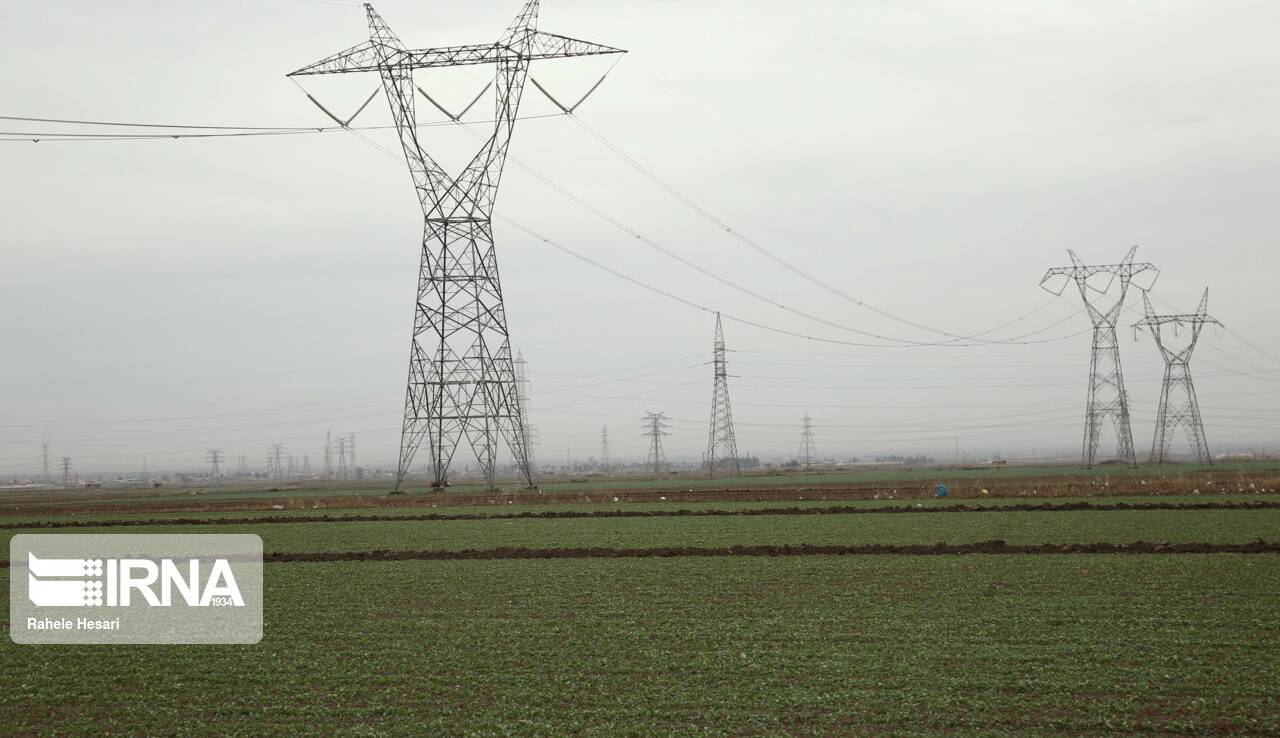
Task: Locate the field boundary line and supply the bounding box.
[6,540,1274,567]
[3,500,1278,530]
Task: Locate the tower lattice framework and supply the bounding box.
[1041,247,1158,467]
[514,350,537,474]
[642,412,670,476]
[1134,289,1220,464]
[799,412,816,469]
[705,313,741,476]
[290,2,624,491]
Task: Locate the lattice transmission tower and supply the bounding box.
[514,351,537,474]
[268,444,287,480]
[336,436,349,479]
[600,426,611,475]
[324,431,333,480]
[1134,289,1220,464]
[642,412,670,476]
[289,3,624,492]
[206,449,223,484]
[705,313,741,477]
[799,412,816,469]
[1041,247,1158,467]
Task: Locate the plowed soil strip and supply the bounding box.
[5,500,1278,530]
[2,541,1277,568]
[256,540,1280,561]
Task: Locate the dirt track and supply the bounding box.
[4,499,1278,530]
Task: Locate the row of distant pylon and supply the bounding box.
[1042,247,1220,466]
[635,314,816,478]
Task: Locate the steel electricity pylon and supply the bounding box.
[599,426,611,475]
[206,449,224,484]
[268,444,287,480]
[1134,289,1220,464]
[799,412,816,469]
[705,313,741,477]
[514,351,536,474]
[289,3,624,492]
[642,412,670,476]
[1041,247,1158,467]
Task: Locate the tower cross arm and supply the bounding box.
[288,40,382,76]
[397,32,624,68]
[1040,261,1158,282]
[1133,313,1222,328]
[527,31,626,59]
[290,33,624,77]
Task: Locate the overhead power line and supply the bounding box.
[501,214,1088,350]
[568,114,1062,346]
[0,113,566,142]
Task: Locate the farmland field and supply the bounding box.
[2,470,1278,736]
[2,556,1277,736]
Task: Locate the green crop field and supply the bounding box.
[2,555,1277,737]
[4,508,1279,555]
[3,478,1278,736]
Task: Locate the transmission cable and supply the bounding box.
[568,114,1064,345]
[446,120,1086,347]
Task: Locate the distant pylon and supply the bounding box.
[799,412,816,469]
[237,454,249,477]
[60,456,73,488]
[515,351,537,474]
[1041,246,1158,467]
[642,412,670,476]
[268,444,287,480]
[206,449,224,484]
[324,430,333,479]
[705,313,741,477]
[1134,288,1220,464]
[336,436,348,479]
[600,426,611,475]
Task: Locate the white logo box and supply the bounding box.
[10,534,263,644]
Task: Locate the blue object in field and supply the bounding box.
[936,483,949,498]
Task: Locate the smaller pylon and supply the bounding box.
[515,351,537,475]
[642,412,670,476]
[268,444,287,480]
[1133,288,1221,464]
[705,313,741,477]
[600,426,611,475]
[206,449,224,485]
[799,412,816,469]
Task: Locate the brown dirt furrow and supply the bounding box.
[254,540,1280,561]
[4,500,1278,530]
[3,540,1277,568]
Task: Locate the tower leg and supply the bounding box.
[1083,324,1137,467]
[394,220,533,493]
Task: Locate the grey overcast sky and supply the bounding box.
[2,0,1278,476]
